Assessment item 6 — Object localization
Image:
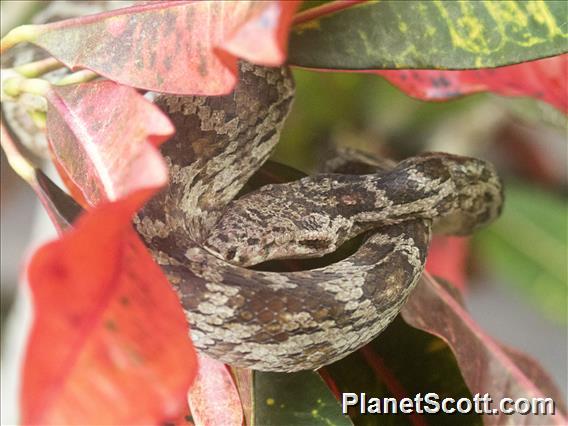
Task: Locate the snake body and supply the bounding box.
[136,63,503,372]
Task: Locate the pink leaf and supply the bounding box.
[401,274,567,425]
[24,1,300,94]
[46,80,172,207]
[187,354,243,426]
[375,54,568,113]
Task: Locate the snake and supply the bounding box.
[135,62,504,372]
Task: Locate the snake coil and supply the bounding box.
[136,63,503,372]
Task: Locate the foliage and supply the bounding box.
[1,1,566,425]
[24,196,196,425]
[474,183,567,324]
[289,1,567,69]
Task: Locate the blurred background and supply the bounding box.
[2,1,567,417]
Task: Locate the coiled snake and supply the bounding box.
[136,63,503,372]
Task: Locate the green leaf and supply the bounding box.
[473,183,567,324]
[289,1,568,69]
[253,371,353,426]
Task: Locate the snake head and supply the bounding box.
[403,153,504,235]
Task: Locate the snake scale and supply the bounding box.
[136,62,503,372]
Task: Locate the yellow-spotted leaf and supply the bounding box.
[290,1,568,70]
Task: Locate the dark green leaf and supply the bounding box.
[289,1,568,69]
[254,370,353,425]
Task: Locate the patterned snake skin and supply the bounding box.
[136,62,503,372]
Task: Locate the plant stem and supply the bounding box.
[0,25,39,53]
[55,69,98,86]
[2,69,99,101]
[3,76,50,97]
[15,57,64,78]
[0,120,37,185]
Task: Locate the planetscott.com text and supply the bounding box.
[342,392,556,416]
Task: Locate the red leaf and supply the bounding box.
[187,354,243,426]
[46,80,172,207]
[375,54,568,113]
[401,274,567,425]
[425,236,469,291]
[221,1,299,67]
[24,1,300,95]
[23,194,197,425]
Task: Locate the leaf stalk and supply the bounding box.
[55,69,98,86]
[15,57,64,78]
[0,25,40,53]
